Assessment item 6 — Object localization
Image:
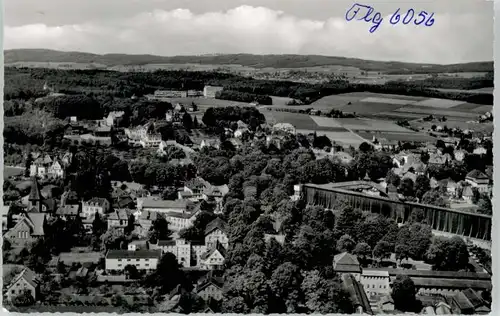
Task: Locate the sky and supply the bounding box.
[4,0,494,64]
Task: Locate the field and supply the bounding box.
[4,166,24,179]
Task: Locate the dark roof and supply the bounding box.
[410,277,491,291]
[157,240,176,246]
[466,170,489,180]
[342,274,373,314]
[461,288,485,308]
[204,218,228,236]
[28,177,43,201]
[197,276,224,292]
[6,267,38,289]
[370,268,491,280]
[200,241,227,261]
[106,249,162,260]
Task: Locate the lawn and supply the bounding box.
[4,166,24,179]
[359,97,415,105]
[263,111,319,130]
[449,102,488,111]
[340,102,406,115]
[336,118,413,133]
[412,98,466,109]
[270,96,295,105]
[297,129,365,146]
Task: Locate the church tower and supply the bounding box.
[28,177,44,212]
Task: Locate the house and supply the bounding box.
[333,252,361,280]
[360,269,391,296]
[27,177,47,213]
[140,133,162,148]
[3,267,39,302]
[401,171,417,183]
[333,151,354,164]
[465,170,490,193]
[106,111,125,127]
[128,240,149,251]
[203,86,223,98]
[82,198,110,218]
[198,241,226,270]
[181,178,207,201]
[204,218,229,249]
[428,153,449,166]
[462,186,474,203]
[272,123,296,135]
[137,197,188,214]
[125,124,149,142]
[4,213,46,248]
[200,139,220,150]
[55,204,80,220]
[449,288,490,315]
[105,249,162,272]
[165,210,199,232]
[107,209,131,233]
[155,239,194,268]
[195,275,224,301]
[47,160,64,178]
[341,273,373,315]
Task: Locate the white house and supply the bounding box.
[137,197,188,214]
[105,249,162,272]
[360,269,391,297]
[82,198,110,219]
[203,86,223,98]
[4,267,39,302]
[155,239,196,268]
[198,242,226,270]
[47,160,64,178]
[106,111,125,127]
[465,170,490,193]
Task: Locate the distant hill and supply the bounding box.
[4,49,494,74]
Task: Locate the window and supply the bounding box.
[118,264,122,267]
[145,259,149,262]
[136,259,140,262]
[145,264,149,267]
[118,259,122,262]
[11,290,15,294]
[127,259,131,261]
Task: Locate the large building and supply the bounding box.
[299,182,492,241]
[105,249,162,272]
[203,86,223,98]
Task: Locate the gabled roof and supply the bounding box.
[341,274,373,314]
[108,209,131,221]
[466,170,489,180]
[141,198,188,210]
[6,267,38,290]
[26,213,46,236]
[196,276,224,292]
[84,197,109,207]
[334,252,360,266]
[461,288,485,309]
[204,218,228,236]
[200,241,227,261]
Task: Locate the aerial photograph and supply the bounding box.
[2,0,494,314]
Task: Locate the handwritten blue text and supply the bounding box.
[345,3,435,33]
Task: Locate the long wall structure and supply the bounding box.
[301,183,491,240]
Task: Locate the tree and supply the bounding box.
[359,142,374,153]
[414,175,430,199]
[385,170,401,187]
[125,214,135,235]
[161,186,178,200]
[301,270,353,314]
[425,236,469,271]
[183,112,193,131]
[101,228,126,251]
[336,234,355,253]
[124,264,140,279]
[353,242,372,260]
[373,240,393,260]
[399,178,415,197]
[420,151,430,165]
[144,252,186,294]
[92,213,106,237]
[148,216,172,244]
[12,289,35,306]
[193,116,199,129]
[24,154,33,177]
[269,262,303,313]
[421,189,448,207]
[477,195,492,215]
[391,275,418,312]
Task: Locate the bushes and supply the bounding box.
[216,90,273,105]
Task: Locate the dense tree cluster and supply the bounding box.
[215,90,272,105]
[202,106,265,130]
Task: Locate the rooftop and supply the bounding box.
[106,249,162,260]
